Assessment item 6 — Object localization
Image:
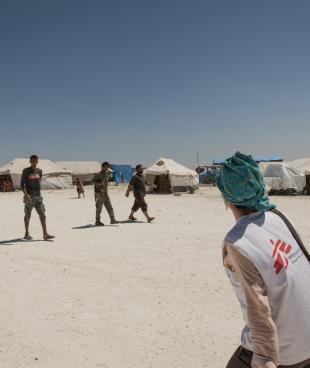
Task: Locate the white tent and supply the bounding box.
[0,158,73,190]
[145,157,199,193]
[259,162,306,194]
[290,158,310,173]
[55,161,101,184]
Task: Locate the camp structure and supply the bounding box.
[290,158,310,173]
[198,165,221,185]
[144,158,199,193]
[290,158,310,195]
[110,164,134,184]
[259,162,306,195]
[55,161,101,184]
[0,158,73,190]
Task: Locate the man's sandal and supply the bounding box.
[44,234,55,241]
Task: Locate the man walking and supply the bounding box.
[92,161,118,226]
[21,155,55,240]
[125,164,155,223]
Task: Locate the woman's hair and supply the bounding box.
[235,205,257,215]
[224,197,257,215]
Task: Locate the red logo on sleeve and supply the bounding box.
[269,239,292,274]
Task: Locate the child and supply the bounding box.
[76,178,85,198]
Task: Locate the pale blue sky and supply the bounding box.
[1,0,310,167]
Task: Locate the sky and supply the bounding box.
[1,0,310,168]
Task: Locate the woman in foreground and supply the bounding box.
[216,152,310,368]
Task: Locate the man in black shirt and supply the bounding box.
[21,155,54,240]
[125,164,155,223]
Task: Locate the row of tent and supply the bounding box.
[0,158,200,193]
[4,156,308,195]
[199,158,310,194]
[0,159,136,190]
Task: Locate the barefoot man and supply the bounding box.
[125,164,155,223]
[21,155,55,240]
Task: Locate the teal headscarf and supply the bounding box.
[216,151,275,211]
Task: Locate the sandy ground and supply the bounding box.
[1,186,310,368]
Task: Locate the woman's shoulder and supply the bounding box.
[225,211,267,245]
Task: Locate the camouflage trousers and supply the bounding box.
[95,191,115,221]
[24,195,46,223]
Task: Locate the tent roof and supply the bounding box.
[290,158,310,173]
[259,161,305,193]
[259,161,304,176]
[145,157,198,176]
[55,161,101,175]
[0,158,71,175]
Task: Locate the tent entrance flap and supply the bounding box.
[154,174,171,193]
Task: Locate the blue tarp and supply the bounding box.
[213,156,283,165]
[111,165,134,184]
[253,156,283,163]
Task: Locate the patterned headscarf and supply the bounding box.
[216,151,276,211]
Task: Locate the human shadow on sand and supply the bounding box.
[72,221,144,229]
[0,238,48,245]
[118,220,144,224]
[72,224,115,229]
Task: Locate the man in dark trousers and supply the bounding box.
[125,164,155,223]
[21,155,55,240]
[92,161,118,226]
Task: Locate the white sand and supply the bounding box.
[1,186,310,368]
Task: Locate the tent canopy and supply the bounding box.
[0,158,72,190]
[55,161,101,183]
[145,157,199,193]
[259,162,305,194]
[146,158,198,176]
[290,158,310,173]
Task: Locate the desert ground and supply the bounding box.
[1,186,310,368]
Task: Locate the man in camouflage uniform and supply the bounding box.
[92,161,118,226]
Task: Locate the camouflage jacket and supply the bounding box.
[92,171,109,193]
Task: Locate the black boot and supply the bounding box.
[95,219,104,226]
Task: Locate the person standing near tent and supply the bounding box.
[92,162,118,226]
[216,152,310,368]
[125,164,155,223]
[21,155,55,241]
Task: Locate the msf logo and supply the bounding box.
[269,239,292,274]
